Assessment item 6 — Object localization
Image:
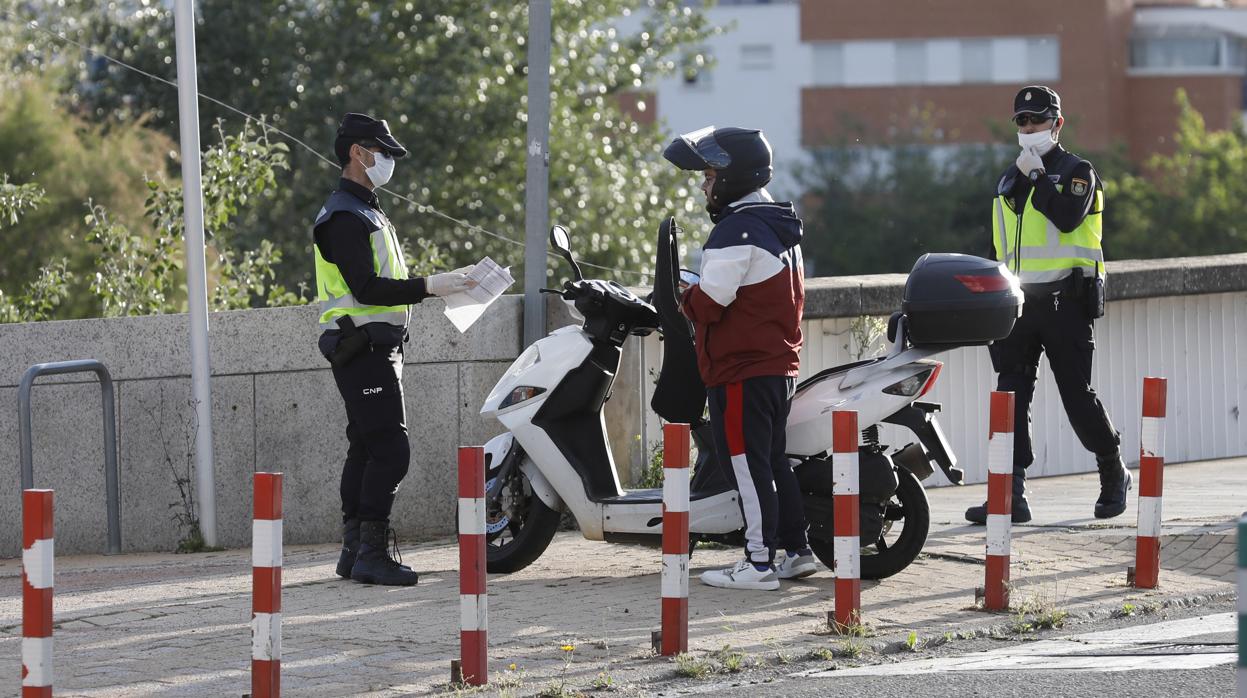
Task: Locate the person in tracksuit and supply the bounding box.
[313,113,476,586]
[664,126,815,591]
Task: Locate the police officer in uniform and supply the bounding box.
[965,86,1131,525]
[314,113,476,585]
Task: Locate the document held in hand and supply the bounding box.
[442,256,515,333]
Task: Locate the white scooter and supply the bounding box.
[477,219,1021,579]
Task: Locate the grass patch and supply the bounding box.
[674,653,714,679]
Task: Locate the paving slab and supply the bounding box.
[0,457,1240,696]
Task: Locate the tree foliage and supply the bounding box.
[1106,89,1247,260]
[49,0,718,289]
[799,107,1014,276]
[801,94,1245,276]
[0,72,172,315]
[1,120,298,321]
[88,120,301,317]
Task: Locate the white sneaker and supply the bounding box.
[699,558,780,591]
[776,551,818,580]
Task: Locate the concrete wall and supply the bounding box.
[3,253,1244,555]
[0,300,521,556]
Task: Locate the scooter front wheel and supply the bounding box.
[481,455,562,574]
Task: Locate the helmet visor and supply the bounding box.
[664,126,732,170]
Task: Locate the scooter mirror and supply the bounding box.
[549,224,584,280]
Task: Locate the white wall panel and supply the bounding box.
[637,292,1246,486]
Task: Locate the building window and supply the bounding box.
[741,44,774,70]
[810,36,1060,87]
[813,42,845,86]
[896,40,928,85]
[1027,37,1061,81]
[960,39,992,84]
[1131,35,1221,69]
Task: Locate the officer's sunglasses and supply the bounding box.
[1014,113,1053,127]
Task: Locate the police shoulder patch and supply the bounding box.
[1071,178,1089,196]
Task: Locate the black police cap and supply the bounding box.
[335,112,407,158]
[1013,86,1061,119]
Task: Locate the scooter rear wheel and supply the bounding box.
[809,466,929,580]
[482,456,562,574]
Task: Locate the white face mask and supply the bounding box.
[361,150,395,188]
[1017,127,1058,155]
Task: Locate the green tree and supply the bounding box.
[0,73,172,316]
[0,178,73,322]
[47,0,718,289]
[800,108,1014,276]
[1106,89,1247,259]
[87,120,299,317]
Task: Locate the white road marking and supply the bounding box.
[799,613,1236,678]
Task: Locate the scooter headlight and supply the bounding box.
[500,386,546,408]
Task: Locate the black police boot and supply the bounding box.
[1094,452,1132,519]
[964,466,1032,524]
[336,518,360,579]
[350,520,419,586]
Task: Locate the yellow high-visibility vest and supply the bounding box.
[992,166,1104,287]
[313,191,410,330]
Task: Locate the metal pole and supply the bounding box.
[523,0,552,347]
[173,0,218,546]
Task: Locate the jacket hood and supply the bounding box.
[727,201,803,249]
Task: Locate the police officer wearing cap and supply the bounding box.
[314,112,476,586]
[965,86,1131,525]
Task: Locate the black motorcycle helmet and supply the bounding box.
[663,126,773,218]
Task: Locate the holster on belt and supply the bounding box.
[329,316,370,369]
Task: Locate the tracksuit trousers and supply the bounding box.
[707,375,809,566]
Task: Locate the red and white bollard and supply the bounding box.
[1133,376,1167,589]
[22,489,54,698]
[457,446,488,686]
[984,391,1015,611]
[252,472,283,698]
[832,410,861,631]
[660,422,691,656]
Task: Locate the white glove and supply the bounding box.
[452,264,476,276]
[426,271,476,297]
[1016,146,1044,179]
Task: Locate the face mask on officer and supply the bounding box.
[357,146,395,188]
[1016,119,1060,155]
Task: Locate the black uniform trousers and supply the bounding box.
[706,375,809,566]
[988,288,1119,472]
[320,334,410,523]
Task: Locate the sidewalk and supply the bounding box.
[0,458,1240,696]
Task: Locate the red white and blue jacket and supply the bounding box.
[681,190,805,387]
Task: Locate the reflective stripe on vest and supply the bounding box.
[314,203,410,331]
[992,184,1104,287]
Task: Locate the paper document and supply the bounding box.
[442,256,515,333]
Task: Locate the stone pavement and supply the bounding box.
[0,458,1241,696]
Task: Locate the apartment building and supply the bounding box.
[641,0,1247,195]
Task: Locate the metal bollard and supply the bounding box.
[22,489,54,698]
[1133,377,1167,589]
[984,391,1015,611]
[457,447,488,686]
[660,423,691,656]
[1236,512,1244,698]
[252,473,283,698]
[832,410,861,631]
